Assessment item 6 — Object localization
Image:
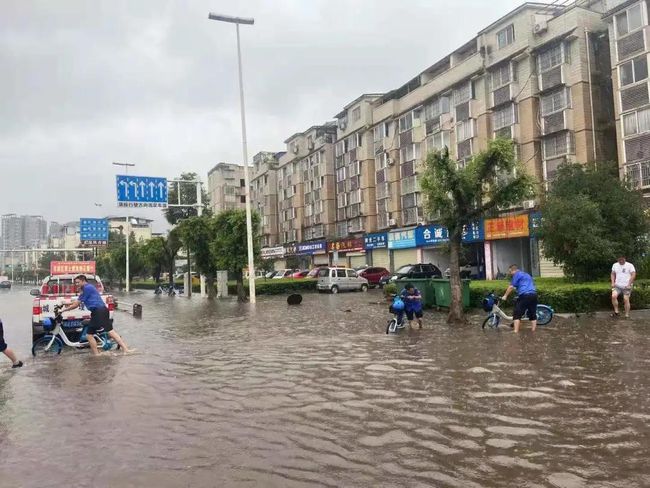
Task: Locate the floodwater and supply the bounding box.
[0,286,649,487]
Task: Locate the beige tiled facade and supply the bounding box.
[207,162,246,214]
[604,0,650,198]
[251,151,282,248]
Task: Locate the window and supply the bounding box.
[492,104,516,130]
[384,121,391,137]
[541,88,570,116]
[240,195,246,203]
[399,113,412,133]
[335,140,345,156]
[496,24,515,49]
[356,132,363,147]
[538,43,566,73]
[491,63,512,89]
[426,131,450,152]
[620,55,648,87]
[400,143,420,162]
[346,269,357,278]
[616,3,643,38]
[456,120,475,141]
[623,107,650,136]
[336,167,346,182]
[240,178,245,187]
[350,160,360,176]
[543,132,572,158]
[453,82,471,105]
[337,193,347,208]
[425,96,449,120]
[336,269,346,278]
[373,125,383,142]
[351,107,361,121]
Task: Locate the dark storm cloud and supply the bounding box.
[0,0,523,230]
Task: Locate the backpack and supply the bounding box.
[392,296,405,312]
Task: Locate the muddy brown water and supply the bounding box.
[0,286,648,487]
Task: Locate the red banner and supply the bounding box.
[50,261,96,276]
[327,238,365,253]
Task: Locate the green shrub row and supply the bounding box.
[132,278,317,296]
[469,279,650,313]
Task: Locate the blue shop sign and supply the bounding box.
[462,220,484,243]
[297,240,326,255]
[388,229,416,249]
[364,232,388,250]
[415,225,448,246]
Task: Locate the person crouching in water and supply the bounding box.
[401,283,423,329]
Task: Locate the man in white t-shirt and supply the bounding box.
[611,255,636,318]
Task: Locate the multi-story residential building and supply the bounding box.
[207,162,246,214]
[604,0,650,201]
[1,214,23,250]
[49,222,65,242]
[1,214,47,249]
[106,216,154,242]
[251,151,282,248]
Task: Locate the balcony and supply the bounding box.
[402,206,420,226]
[625,161,650,189]
[617,30,645,62]
[490,83,518,109]
[542,111,567,135]
[538,64,566,93]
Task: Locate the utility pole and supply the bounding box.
[112,162,136,292]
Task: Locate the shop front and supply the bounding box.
[364,233,389,269]
[296,241,328,267]
[327,238,366,268]
[484,215,532,280]
[388,229,417,269]
[261,246,285,272]
[529,212,563,277]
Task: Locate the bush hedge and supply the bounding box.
[470,278,650,313]
[132,278,317,296]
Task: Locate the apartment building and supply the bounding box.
[604,0,650,200]
[1,214,47,249]
[207,162,246,214]
[251,151,282,249]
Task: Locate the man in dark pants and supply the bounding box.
[0,319,23,368]
[501,264,537,333]
[61,275,130,355]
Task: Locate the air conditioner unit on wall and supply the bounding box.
[338,120,347,130]
[388,218,397,226]
[533,16,548,35]
[523,199,536,209]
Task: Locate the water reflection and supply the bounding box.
[0,287,649,487]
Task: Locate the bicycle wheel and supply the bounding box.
[536,305,553,326]
[32,335,63,356]
[96,333,119,351]
[386,318,397,334]
[482,314,500,329]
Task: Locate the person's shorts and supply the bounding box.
[87,308,112,334]
[612,286,632,297]
[405,309,423,321]
[0,320,7,352]
[513,293,538,321]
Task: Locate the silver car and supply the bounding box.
[317,267,369,294]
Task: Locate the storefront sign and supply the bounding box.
[284,244,297,256]
[50,261,96,275]
[364,233,388,250]
[462,220,485,243]
[485,215,530,240]
[297,241,327,255]
[388,229,416,249]
[327,238,365,253]
[261,247,285,259]
[529,212,542,236]
[415,225,448,246]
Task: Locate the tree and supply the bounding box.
[539,162,648,281]
[39,252,64,271]
[164,172,211,225]
[140,231,182,284]
[420,139,535,324]
[177,215,219,298]
[211,209,261,301]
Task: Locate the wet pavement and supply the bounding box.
[0,285,649,487]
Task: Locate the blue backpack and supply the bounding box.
[392,296,405,312]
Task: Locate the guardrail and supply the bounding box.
[115,299,142,318]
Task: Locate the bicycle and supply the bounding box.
[32,305,119,356]
[481,292,554,329]
[386,295,407,334]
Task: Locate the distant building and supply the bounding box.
[1,214,47,249]
[105,216,153,242]
[49,222,65,241]
[251,151,282,248]
[207,162,246,214]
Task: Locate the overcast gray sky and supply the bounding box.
[1,0,527,232]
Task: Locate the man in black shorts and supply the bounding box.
[0,319,23,368]
[61,275,130,355]
[501,264,537,333]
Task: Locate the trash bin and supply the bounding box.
[430,279,471,309]
[132,303,143,318]
[394,279,436,308]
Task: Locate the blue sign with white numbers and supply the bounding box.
[80,218,109,244]
[116,175,168,208]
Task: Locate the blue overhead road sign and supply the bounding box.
[80,218,109,245]
[116,175,168,207]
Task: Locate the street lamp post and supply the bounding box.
[112,162,135,292]
[208,12,257,304]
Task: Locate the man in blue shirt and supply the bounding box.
[501,264,537,333]
[62,275,130,355]
[401,283,423,329]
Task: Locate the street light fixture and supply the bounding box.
[208,11,257,304]
[112,161,135,292]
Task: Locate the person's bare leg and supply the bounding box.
[623,295,631,318]
[417,317,423,329]
[513,319,521,333]
[530,320,537,332]
[108,330,130,352]
[611,291,620,315]
[86,334,100,356]
[3,348,21,366]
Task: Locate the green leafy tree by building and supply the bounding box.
[420,139,535,324]
[539,162,648,281]
[164,172,211,225]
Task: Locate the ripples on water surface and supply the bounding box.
[0,287,649,487]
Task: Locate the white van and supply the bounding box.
[317,267,369,294]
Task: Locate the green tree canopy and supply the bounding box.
[539,162,648,281]
[420,139,536,323]
[164,172,211,225]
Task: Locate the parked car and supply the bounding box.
[444,264,476,279]
[357,267,390,287]
[379,263,443,286]
[265,270,278,279]
[307,266,327,279]
[0,280,11,289]
[317,267,369,294]
[273,269,296,279]
[292,270,310,279]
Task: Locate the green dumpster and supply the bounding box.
[430,279,471,309]
[394,279,436,308]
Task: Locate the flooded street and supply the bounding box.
[0,286,649,487]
